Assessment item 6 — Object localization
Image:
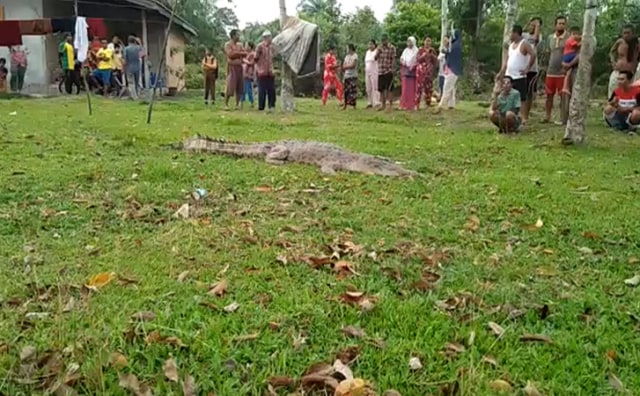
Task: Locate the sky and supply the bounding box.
[232,0,394,28]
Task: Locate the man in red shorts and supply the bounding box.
[544,16,568,124]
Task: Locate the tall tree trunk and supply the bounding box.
[279,0,295,112]
[492,0,518,97]
[440,0,448,48]
[469,0,484,94]
[562,0,597,144]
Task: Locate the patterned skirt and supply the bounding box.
[344,77,357,107]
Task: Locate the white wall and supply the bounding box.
[0,0,47,91]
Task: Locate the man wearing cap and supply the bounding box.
[254,30,276,112]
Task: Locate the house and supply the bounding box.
[0,0,196,94]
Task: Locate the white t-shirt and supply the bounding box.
[365,49,378,74]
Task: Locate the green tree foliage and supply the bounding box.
[242,19,281,45]
[383,1,441,50]
[297,0,342,50]
[341,6,383,49]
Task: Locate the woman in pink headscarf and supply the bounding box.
[399,37,418,110]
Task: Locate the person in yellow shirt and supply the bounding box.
[95,39,113,96]
[58,34,76,94]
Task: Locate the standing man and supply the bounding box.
[224,29,247,110]
[123,35,142,100]
[543,16,568,124]
[254,30,276,112]
[522,17,541,123]
[496,25,536,123]
[608,25,639,99]
[376,33,396,111]
[59,34,76,94]
[96,39,113,96]
[436,30,463,113]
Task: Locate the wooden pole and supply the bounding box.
[146,0,179,124]
[74,0,92,115]
[141,9,150,89]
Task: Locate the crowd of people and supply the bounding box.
[200,29,276,112]
[0,46,28,94]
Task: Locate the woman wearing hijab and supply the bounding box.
[364,40,380,108]
[322,46,343,105]
[400,37,418,110]
[415,37,439,109]
[342,44,358,109]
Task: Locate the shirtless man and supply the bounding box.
[608,25,639,98]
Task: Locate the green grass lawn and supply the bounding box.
[1,95,640,396]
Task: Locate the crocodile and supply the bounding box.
[175,135,420,178]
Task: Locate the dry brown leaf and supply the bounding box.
[304,362,334,377]
[300,374,339,392]
[520,333,553,343]
[487,322,505,337]
[523,381,542,396]
[334,378,366,396]
[605,350,617,363]
[464,215,480,232]
[163,358,179,382]
[182,375,197,396]
[109,352,128,369]
[629,256,639,264]
[489,379,513,392]
[177,271,190,282]
[382,390,402,396]
[608,372,624,392]
[268,376,295,388]
[231,333,260,342]
[223,302,240,313]
[208,280,228,297]
[481,355,498,367]
[118,373,152,396]
[334,261,358,277]
[62,297,75,313]
[145,331,163,344]
[306,256,333,269]
[85,272,114,290]
[254,185,273,192]
[342,326,367,338]
[582,231,600,239]
[20,345,36,362]
[131,311,156,322]
[164,337,187,348]
[336,346,361,364]
[445,343,466,354]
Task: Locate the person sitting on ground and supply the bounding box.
[0,58,7,93]
[490,76,522,133]
[604,70,640,133]
[561,26,581,94]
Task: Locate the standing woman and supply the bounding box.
[9,46,28,92]
[364,40,380,108]
[399,36,418,110]
[322,46,343,105]
[415,37,438,109]
[202,48,218,105]
[342,44,358,109]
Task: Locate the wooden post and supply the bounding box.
[141,9,150,89]
[74,0,92,115]
[146,0,179,124]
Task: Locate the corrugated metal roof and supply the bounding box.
[125,0,198,36]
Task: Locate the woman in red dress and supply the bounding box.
[322,46,343,105]
[415,37,439,109]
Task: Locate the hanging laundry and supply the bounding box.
[51,18,75,34]
[0,21,23,46]
[87,18,108,40]
[74,17,89,63]
[19,19,52,35]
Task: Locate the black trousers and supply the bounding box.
[64,69,79,94]
[257,75,276,110]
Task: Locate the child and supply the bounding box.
[0,58,7,93]
[562,26,581,94]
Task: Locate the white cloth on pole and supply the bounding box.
[74,17,89,62]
